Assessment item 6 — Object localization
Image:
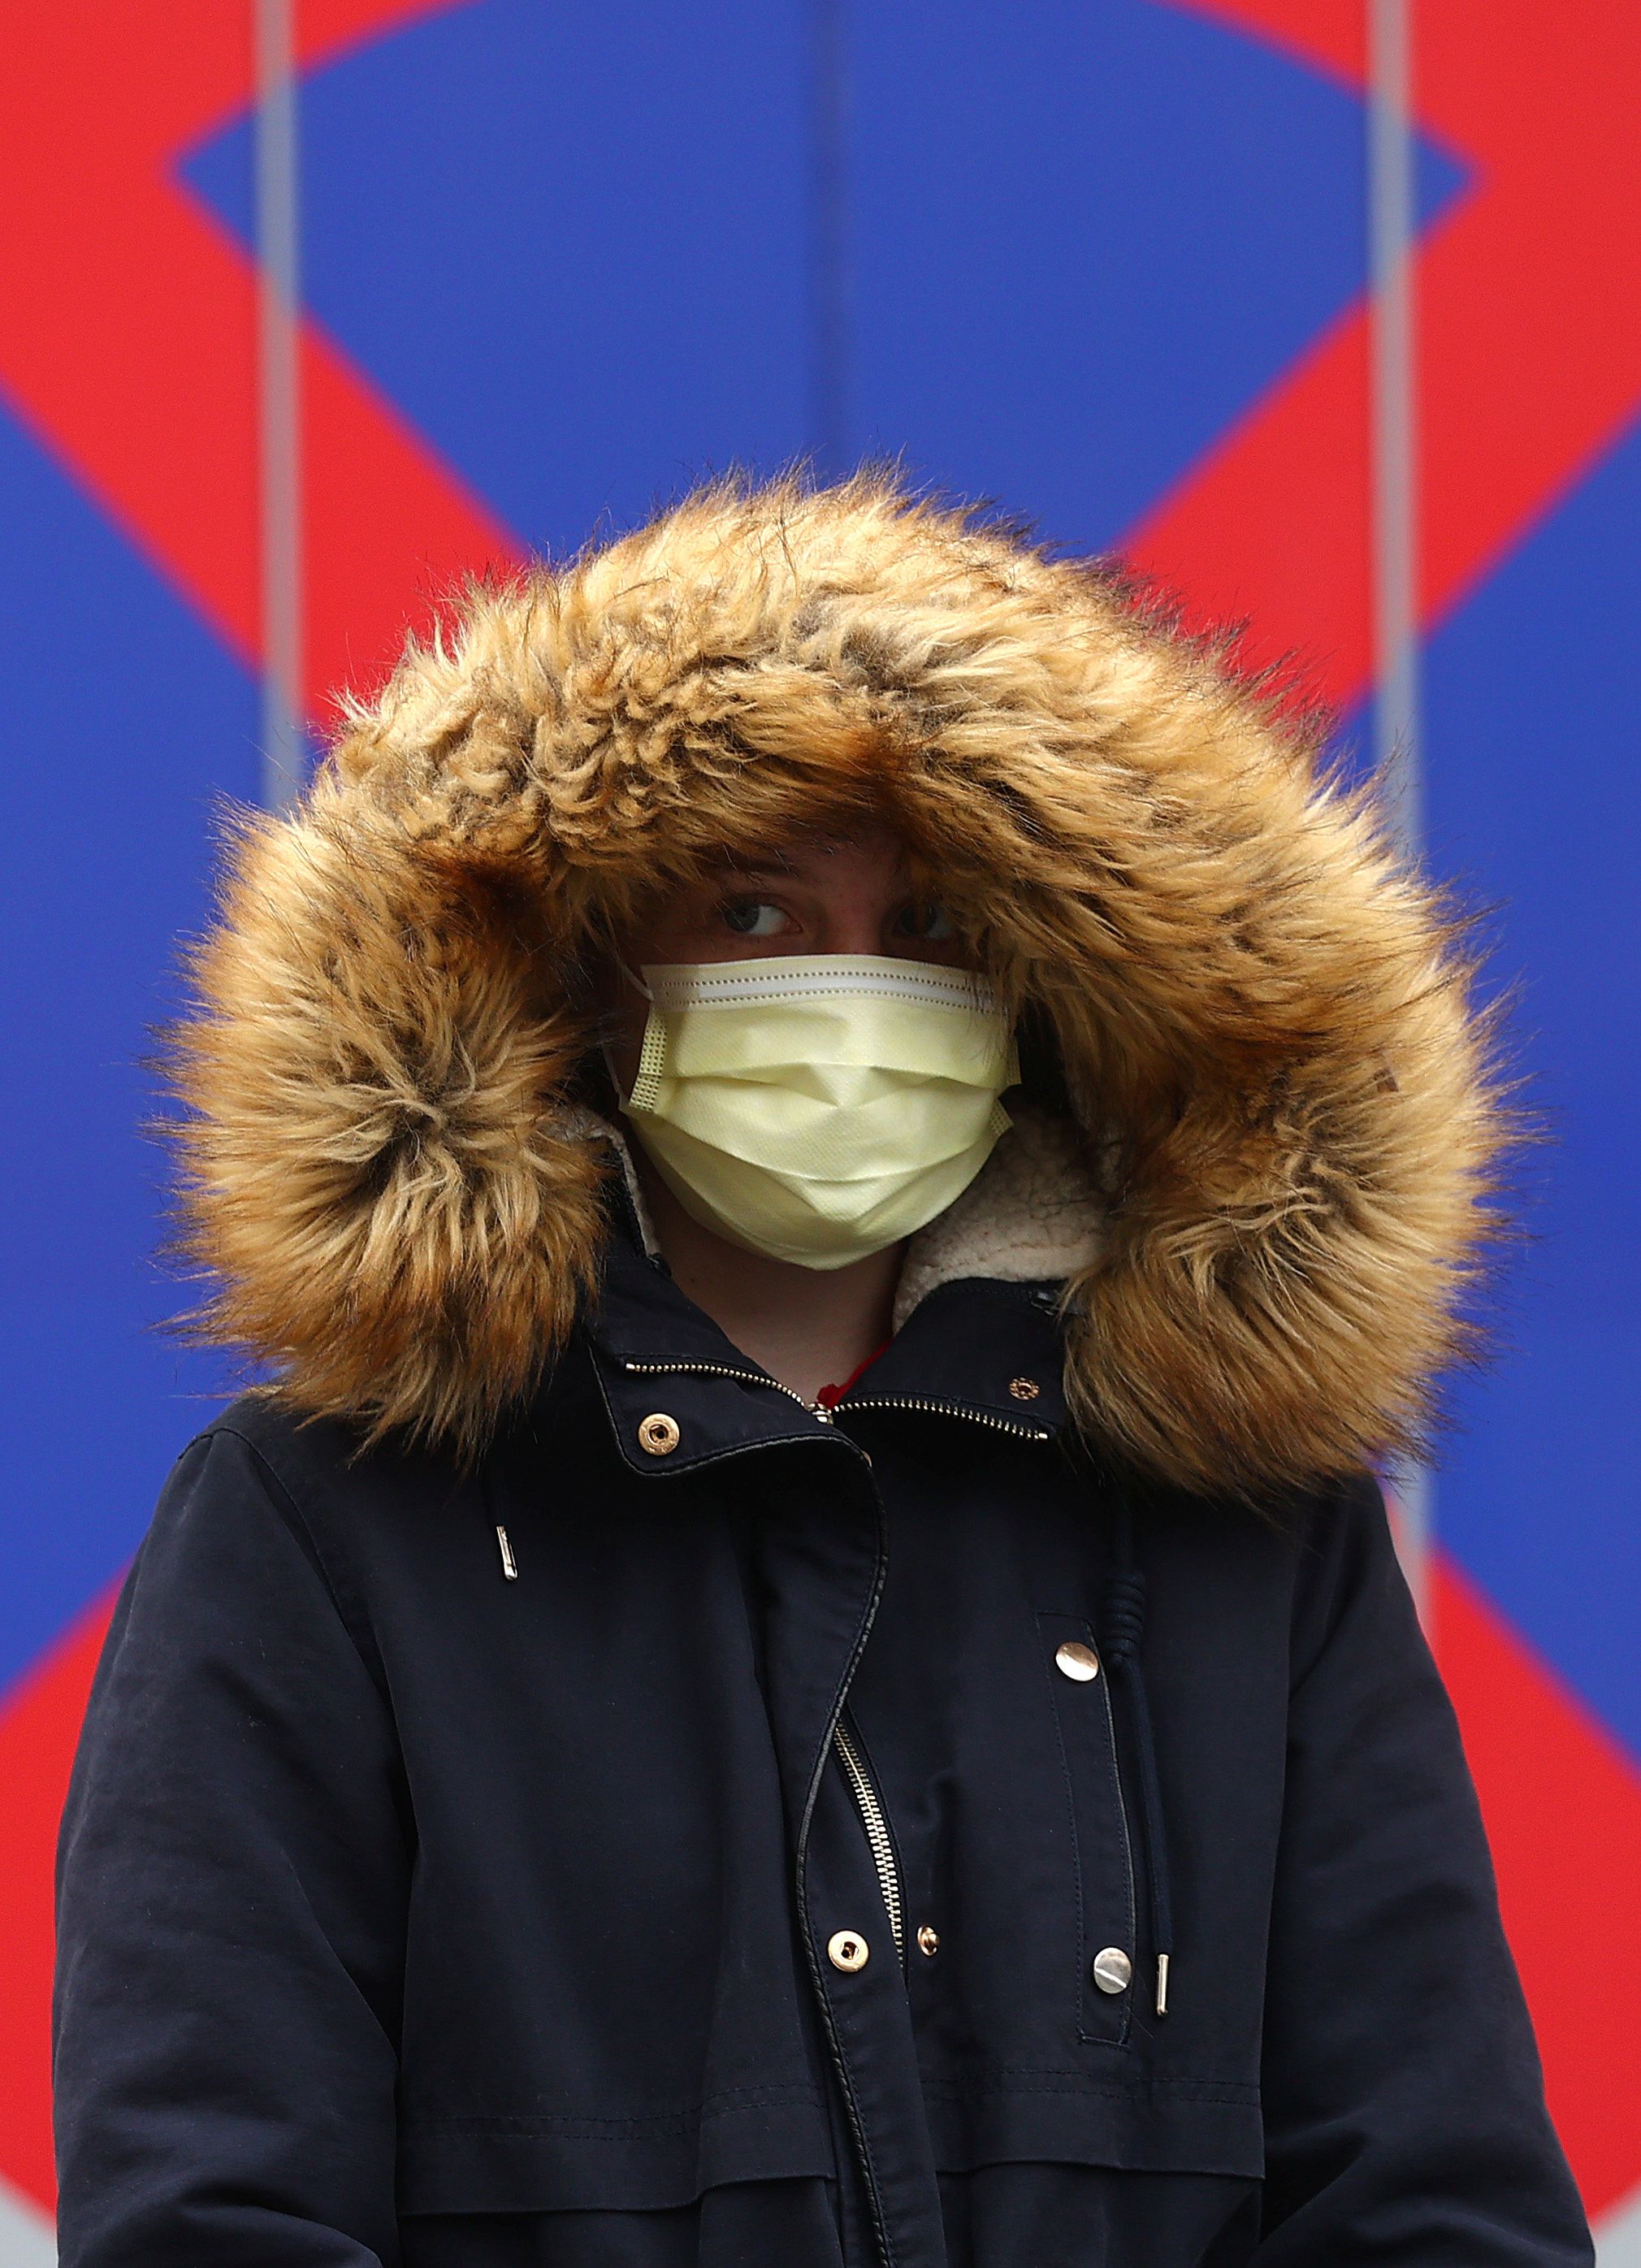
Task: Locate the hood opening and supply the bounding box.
[165,470,1505,1498]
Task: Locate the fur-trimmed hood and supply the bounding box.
[169,471,1501,1495]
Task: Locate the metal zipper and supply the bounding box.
[843,1394,1050,1442]
[621,1358,834,1420]
[831,1713,905,1961]
[624,1355,895,2261]
[621,1351,1042,2258]
[621,1363,1051,1443]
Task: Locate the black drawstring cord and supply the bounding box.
[1102,1494,1175,2017]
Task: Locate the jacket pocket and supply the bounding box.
[397,2084,838,2216]
[1037,1611,1137,2047]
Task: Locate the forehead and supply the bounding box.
[702,817,909,885]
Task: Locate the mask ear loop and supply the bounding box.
[604,960,666,1113]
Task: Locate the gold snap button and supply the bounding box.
[1091,1946,1132,1995]
[916,1924,940,1958]
[827,1928,870,1973]
[637,1412,681,1457]
[1008,1376,1041,1402]
[1054,1639,1101,1682]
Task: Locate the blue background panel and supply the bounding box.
[847,0,1462,548]
[183,0,1463,560]
[30,0,1628,1764]
[0,401,247,1695]
[1426,415,1641,1758]
[1,0,1638,2239]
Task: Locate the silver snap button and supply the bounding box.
[637,1412,681,1456]
[1091,1946,1132,1995]
[1054,1638,1101,1682]
[916,1923,940,1958]
[827,1929,870,1973]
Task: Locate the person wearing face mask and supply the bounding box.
[53,475,1591,2268]
[591,839,1021,1414]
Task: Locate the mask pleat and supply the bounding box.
[619,952,1019,1268]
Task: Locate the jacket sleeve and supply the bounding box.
[1252,1475,1592,2264]
[54,1425,410,2268]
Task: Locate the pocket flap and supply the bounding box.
[398,2083,837,2215]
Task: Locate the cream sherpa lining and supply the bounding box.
[891,1106,1107,1330]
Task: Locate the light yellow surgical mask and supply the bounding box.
[616,954,1019,1268]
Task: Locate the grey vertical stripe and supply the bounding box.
[1370,0,1419,837]
[1368,0,1431,1615]
[0,2175,54,2266]
[257,0,304,811]
[1597,2183,1641,2266]
[808,0,851,478]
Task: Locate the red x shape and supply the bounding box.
[1131,1,1641,708]
[0,0,509,714]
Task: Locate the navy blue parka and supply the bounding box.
[54,474,1593,2264]
[54,1204,1590,2265]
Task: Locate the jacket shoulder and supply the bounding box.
[149,1392,487,1659]
[1279,1468,1409,1688]
[192,1386,477,1526]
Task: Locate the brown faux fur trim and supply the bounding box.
[166,471,1504,1495]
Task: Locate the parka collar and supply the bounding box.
[585,1211,1064,1481]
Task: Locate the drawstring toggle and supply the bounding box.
[1104,1520,1176,2018]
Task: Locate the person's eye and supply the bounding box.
[720,897,791,939]
[893,900,955,941]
